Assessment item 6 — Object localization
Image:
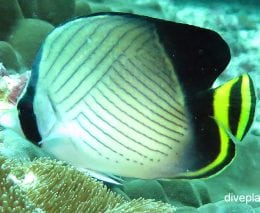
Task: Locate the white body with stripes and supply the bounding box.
[33,15,193,179]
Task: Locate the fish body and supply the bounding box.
[15,13,256,179]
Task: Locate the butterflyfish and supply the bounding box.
[4,13,256,180]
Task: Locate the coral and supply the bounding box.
[18,0,75,26]
[0,156,39,212]
[8,19,54,69]
[177,201,257,213]
[0,0,23,40]
[115,179,211,208]
[0,0,260,211]
[0,41,20,72]
[74,0,92,17]
[0,154,174,212]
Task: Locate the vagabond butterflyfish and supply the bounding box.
[1,13,256,180]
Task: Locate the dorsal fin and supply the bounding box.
[89,12,231,95]
[151,16,231,95]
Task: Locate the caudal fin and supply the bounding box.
[180,74,256,179]
[213,74,256,142]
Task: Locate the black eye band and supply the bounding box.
[17,93,42,146]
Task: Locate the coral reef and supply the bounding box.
[0,154,174,212]
[18,0,75,25]
[0,0,260,212]
[0,156,39,212]
[0,41,20,72]
[8,19,54,69]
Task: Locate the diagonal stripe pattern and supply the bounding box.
[33,15,192,178]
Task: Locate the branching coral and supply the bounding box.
[0,155,174,212]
